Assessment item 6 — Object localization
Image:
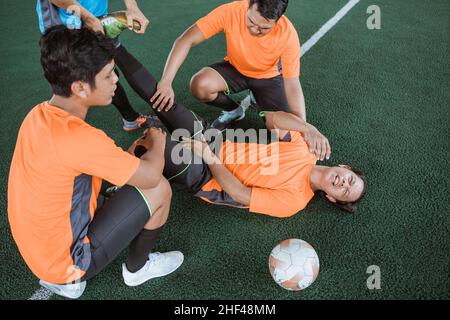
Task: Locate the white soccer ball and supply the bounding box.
[269,239,320,291]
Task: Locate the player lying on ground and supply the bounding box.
[37,0,155,131]
[115,49,367,217]
[7,26,183,299]
[131,113,366,218]
[151,0,307,131]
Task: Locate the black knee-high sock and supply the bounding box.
[206,92,239,111]
[125,225,164,273]
[112,80,140,121]
[114,44,210,135]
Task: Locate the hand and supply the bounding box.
[127,128,166,155]
[150,81,175,112]
[144,127,167,148]
[180,135,217,164]
[83,15,104,34]
[125,7,149,34]
[303,124,331,161]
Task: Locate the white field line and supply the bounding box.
[26,0,360,301]
[301,0,360,57]
[28,287,53,300]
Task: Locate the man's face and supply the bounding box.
[322,165,365,203]
[246,3,276,37]
[85,60,118,106]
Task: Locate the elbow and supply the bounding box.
[175,33,194,49]
[229,188,251,207]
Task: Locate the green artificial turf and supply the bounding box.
[0,0,448,300]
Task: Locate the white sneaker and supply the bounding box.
[122,251,184,287]
[39,279,86,299]
[210,92,256,131]
[239,92,256,112]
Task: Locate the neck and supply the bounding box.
[310,165,327,192]
[48,95,89,120]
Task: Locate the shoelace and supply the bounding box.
[144,252,163,271]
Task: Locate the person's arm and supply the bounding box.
[284,77,306,121]
[207,161,252,206]
[180,136,251,206]
[50,0,104,33]
[150,25,206,111]
[264,111,331,161]
[123,0,149,34]
[126,128,166,189]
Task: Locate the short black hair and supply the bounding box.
[249,0,289,20]
[39,25,116,97]
[320,165,367,213]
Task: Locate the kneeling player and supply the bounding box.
[7,26,183,299]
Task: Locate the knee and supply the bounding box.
[190,71,214,101]
[160,178,172,202]
[154,178,172,211]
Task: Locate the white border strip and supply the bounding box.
[301,0,360,57]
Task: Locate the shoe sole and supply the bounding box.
[124,255,184,287]
[123,127,139,132]
[39,280,85,299]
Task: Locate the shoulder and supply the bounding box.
[58,120,111,146]
[277,16,300,40]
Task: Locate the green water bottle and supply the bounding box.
[100,11,142,39]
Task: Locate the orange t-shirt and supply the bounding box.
[196,0,301,79]
[196,131,317,218]
[8,102,140,284]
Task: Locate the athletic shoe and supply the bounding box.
[209,95,254,131]
[122,114,152,132]
[39,279,86,299]
[100,11,141,39]
[122,251,184,287]
[246,90,257,110]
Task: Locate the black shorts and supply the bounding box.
[81,185,151,281]
[163,135,213,194]
[209,61,289,112]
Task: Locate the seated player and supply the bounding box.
[151,0,308,131]
[7,26,183,299]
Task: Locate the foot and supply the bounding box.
[210,93,255,131]
[39,279,86,299]
[122,115,153,132]
[240,91,256,112]
[122,251,184,287]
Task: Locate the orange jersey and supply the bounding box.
[196,0,301,79]
[196,131,317,218]
[8,102,139,284]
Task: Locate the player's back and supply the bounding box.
[7,101,101,283]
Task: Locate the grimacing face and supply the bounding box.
[322,165,365,203]
[246,4,276,37]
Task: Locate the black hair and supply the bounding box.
[320,165,367,213]
[249,0,289,20]
[39,25,116,97]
